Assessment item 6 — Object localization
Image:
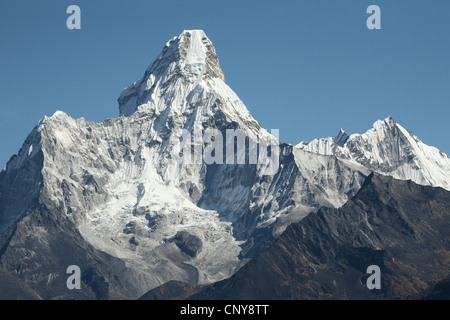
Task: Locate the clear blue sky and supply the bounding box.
[1,0,449,167]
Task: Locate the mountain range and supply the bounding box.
[0,30,449,300]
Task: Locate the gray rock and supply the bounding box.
[171,231,202,258]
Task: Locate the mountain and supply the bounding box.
[414,278,450,300]
[187,173,450,300]
[0,30,370,299]
[138,280,205,300]
[296,116,450,191]
[0,30,448,300]
[0,269,41,300]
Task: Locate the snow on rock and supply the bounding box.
[1,30,448,299]
[296,116,450,190]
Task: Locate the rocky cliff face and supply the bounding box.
[189,173,450,300]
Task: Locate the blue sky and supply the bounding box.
[1,0,449,167]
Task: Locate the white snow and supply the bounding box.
[4,30,449,299]
[183,30,208,65]
[295,116,450,191]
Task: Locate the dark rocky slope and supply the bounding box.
[182,173,450,299]
[0,269,41,300]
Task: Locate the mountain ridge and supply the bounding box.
[183,173,450,300]
[0,30,449,299]
[296,116,450,191]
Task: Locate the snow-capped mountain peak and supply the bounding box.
[118,30,231,117]
[150,29,224,81]
[1,30,449,300]
[296,116,450,190]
